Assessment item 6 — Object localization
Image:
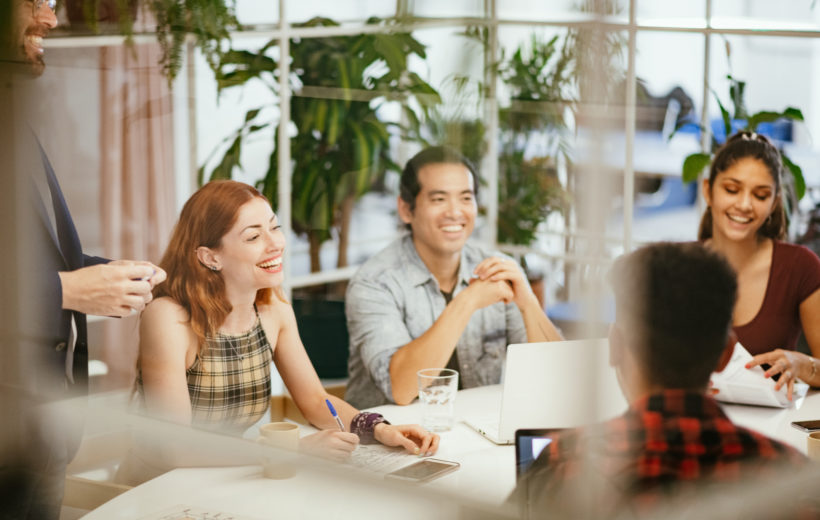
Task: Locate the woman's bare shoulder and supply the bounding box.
[257,297,296,324]
[141,297,191,335]
[144,296,188,319]
[140,297,196,361]
[257,297,298,337]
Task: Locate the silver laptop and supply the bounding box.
[463,339,628,445]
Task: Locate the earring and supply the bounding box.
[209,265,219,272]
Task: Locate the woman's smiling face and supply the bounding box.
[703,156,777,243]
[214,197,285,293]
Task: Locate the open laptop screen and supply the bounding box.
[515,428,563,479]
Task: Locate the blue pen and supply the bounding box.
[325,399,345,432]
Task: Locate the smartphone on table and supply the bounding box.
[791,420,820,432]
[384,458,460,483]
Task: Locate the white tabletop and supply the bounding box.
[82,385,515,520]
[83,385,820,519]
[721,389,820,454]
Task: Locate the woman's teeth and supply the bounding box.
[727,214,752,224]
[258,259,282,269]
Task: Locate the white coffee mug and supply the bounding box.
[807,431,820,462]
[257,422,299,479]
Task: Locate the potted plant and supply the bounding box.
[679,41,806,217]
[432,29,574,303]
[198,16,441,377]
[202,16,440,272]
[64,0,239,81]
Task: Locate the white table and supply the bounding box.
[81,385,515,520]
[722,389,820,454]
[82,385,820,519]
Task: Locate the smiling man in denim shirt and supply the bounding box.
[345,147,562,409]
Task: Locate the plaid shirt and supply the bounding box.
[185,317,272,434]
[513,390,809,518]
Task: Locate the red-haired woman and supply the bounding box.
[117,180,438,484]
[699,132,820,399]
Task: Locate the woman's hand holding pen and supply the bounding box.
[299,430,359,461]
[373,424,440,457]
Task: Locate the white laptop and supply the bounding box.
[463,339,628,445]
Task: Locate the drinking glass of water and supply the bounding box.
[417,368,459,432]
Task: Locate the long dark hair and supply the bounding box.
[698,131,787,241]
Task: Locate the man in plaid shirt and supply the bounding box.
[512,242,810,518]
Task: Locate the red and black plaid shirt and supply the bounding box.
[514,389,810,518]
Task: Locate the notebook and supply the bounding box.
[462,339,628,445]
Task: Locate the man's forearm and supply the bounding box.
[517,295,563,343]
[388,296,476,404]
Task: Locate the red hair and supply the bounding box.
[155,180,283,348]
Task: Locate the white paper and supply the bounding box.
[710,343,808,408]
[348,444,423,474]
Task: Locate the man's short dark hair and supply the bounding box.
[609,242,738,389]
[399,146,479,211]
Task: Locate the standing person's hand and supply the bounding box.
[108,259,167,288]
[59,261,166,317]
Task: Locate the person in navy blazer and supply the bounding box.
[0,1,166,518]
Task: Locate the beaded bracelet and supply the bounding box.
[350,412,390,444]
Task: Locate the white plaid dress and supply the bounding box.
[185,315,273,433]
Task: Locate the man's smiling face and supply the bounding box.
[13,0,57,76]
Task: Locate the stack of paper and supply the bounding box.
[710,343,808,408]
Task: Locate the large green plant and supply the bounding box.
[496,33,573,246]
[680,74,805,200]
[203,17,440,272]
[680,39,806,203]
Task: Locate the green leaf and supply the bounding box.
[711,89,732,138]
[781,153,806,200]
[373,34,406,77]
[783,107,805,121]
[682,153,712,184]
[349,121,373,195]
[326,101,341,147]
[747,107,804,133]
[311,99,325,135]
[333,55,353,105]
[247,124,270,133]
[244,108,262,123]
[295,162,321,221]
[747,111,781,130]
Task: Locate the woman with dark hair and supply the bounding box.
[699,131,820,398]
[117,180,438,484]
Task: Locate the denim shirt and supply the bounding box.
[344,234,528,409]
